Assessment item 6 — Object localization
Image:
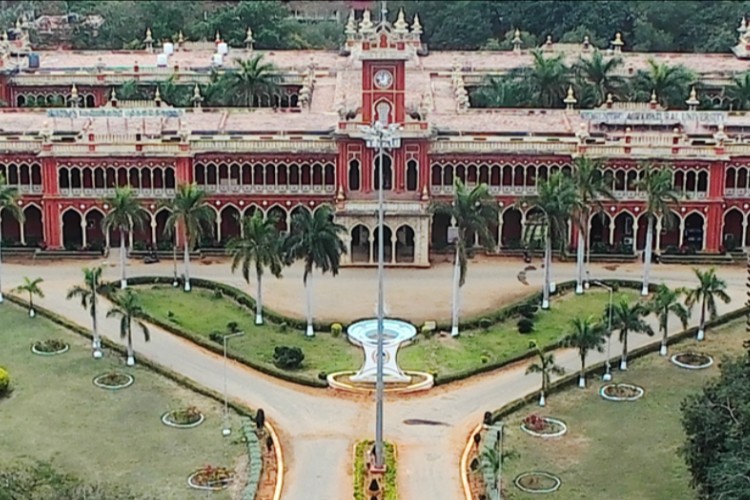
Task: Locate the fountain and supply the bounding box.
[326,318,434,393]
[347,318,416,383]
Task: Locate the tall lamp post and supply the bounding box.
[222,330,245,436]
[361,120,401,470]
[592,280,614,381]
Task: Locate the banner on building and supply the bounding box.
[46,108,185,119]
[580,110,727,125]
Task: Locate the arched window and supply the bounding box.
[373,154,393,190]
[406,159,418,191]
[349,159,360,191]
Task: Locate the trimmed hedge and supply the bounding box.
[485,305,750,424]
[241,418,263,500]
[100,278,328,388]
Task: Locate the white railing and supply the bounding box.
[202,184,335,195]
[431,140,577,155]
[59,187,175,198]
[190,139,337,154]
[0,141,43,152]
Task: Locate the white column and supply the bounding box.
[391,233,396,263]
[150,217,157,247]
[81,218,87,248]
[678,218,686,247]
[368,235,374,264]
[19,214,25,246]
[632,218,639,255]
[743,214,749,248]
[655,217,662,252]
[215,213,223,243]
[496,209,504,252]
[608,216,615,246]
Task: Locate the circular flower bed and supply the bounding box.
[671,351,714,370]
[187,465,234,491]
[520,414,568,438]
[31,339,69,356]
[161,406,205,429]
[93,372,134,390]
[514,471,562,494]
[600,383,644,402]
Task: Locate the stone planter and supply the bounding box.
[93,372,134,390]
[31,340,69,356]
[670,352,714,370]
[161,409,205,429]
[600,383,644,402]
[187,470,234,491]
[514,471,562,494]
[520,416,568,438]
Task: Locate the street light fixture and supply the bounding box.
[591,280,614,381]
[360,120,401,471]
[221,330,245,436]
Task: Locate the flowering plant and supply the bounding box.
[192,465,233,487]
[522,414,548,432]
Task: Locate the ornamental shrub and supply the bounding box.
[0,366,9,396]
[331,323,343,337]
[518,304,538,319]
[272,346,304,369]
[517,318,534,334]
[478,318,492,330]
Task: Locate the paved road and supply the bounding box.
[2,255,745,499]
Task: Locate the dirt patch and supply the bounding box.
[254,429,279,500]
[229,453,249,499]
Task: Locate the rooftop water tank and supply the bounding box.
[217,42,228,55]
[212,53,223,66]
[163,42,174,55]
[156,53,168,67]
[27,53,40,69]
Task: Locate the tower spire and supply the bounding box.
[381,0,388,23]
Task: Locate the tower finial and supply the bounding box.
[394,8,408,33]
[380,0,388,23]
[411,13,422,35]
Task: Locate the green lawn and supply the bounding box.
[400,289,637,377]
[133,285,635,383]
[493,319,746,500]
[0,303,244,499]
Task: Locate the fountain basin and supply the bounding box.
[347,318,417,383]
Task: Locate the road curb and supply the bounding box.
[460,424,482,500]
[266,421,285,500]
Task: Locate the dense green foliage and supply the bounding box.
[5,1,745,53]
[0,366,9,396]
[681,342,750,499]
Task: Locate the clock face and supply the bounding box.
[373,69,393,89]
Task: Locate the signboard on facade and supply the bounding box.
[46,108,184,119]
[580,110,727,125]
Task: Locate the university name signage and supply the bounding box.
[46,108,185,119]
[580,110,727,125]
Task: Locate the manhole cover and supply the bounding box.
[403,419,449,426]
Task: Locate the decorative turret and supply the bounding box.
[345,10,357,38]
[154,87,162,106]
[215,31,221,44]
[606,93,614,108]
[714,124,728,145]
[177,31,185,49]
[686,87,699,111]
[144,28,154,52]
[244,27,254,50]
[650,89,658,108]
[411,14,422,35]
[110,87,118,107]
[582,35,590,50]
[563,86,577,111]
[393,8,409,34]
[544,35,553,50]
[512,29,522,54]
[70,84,79,108]
[192,84,203,108]
[360,10,374,34]
[575,123,590,144]
[739,17,748,41]
[611,32,624,53]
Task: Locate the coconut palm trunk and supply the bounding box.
[450,243,461,337]
[126,324,134,366]
[542,226,552,309]
[642,216,654,296]
[578,353,587,388]
[183,237,191,292]
[660,318,669,356]
[119,228,127,289]
[255,268,263,325]
[697,299,706,341]
[620,332,629,370]
[172,244,179,287]
[92,299,102,357]
[0,242,4,304]
[305,271,314,337]
[28,291,35,317]
[576,226,585,295]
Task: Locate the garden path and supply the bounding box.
[3,257,745,499]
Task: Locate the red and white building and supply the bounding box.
[2,11,750,265]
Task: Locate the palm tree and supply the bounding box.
[525,340,565,406]
[726,72,750,111]
[430,180,499,336]
[571,156,615,294]
[474,76,526,108]
[284,205,346,337]
[633,60,694,108]
[106,288,150,366]
[219,55,279,107]
[685,268,731,341]
[515,50,569,108]
[228,211,284,325]
[164,183,215,292]
[608,298,653,370]
[0,173,23,303]
[14,276,43,317]
[634,164,680,296]
[102,186,148,289]
[563,316,606,388]
[522,172,578,309]
[66,266,104,358]
[575,51,625,103]
[647,284,690,356]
